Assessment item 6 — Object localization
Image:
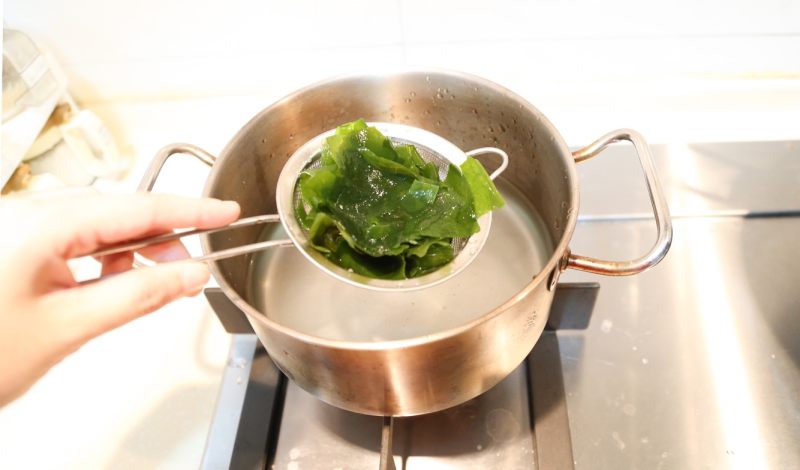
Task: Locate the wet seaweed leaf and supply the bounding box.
[296,119,505,280]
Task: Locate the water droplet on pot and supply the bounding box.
[410,91,416,97]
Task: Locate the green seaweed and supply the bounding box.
[296,119,505,279]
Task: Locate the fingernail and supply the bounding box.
[181,263,210,292]
[216,200,240,214]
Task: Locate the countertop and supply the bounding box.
[560,139,800,469]
[1,78,799,469]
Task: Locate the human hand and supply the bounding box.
[0,192,240,406]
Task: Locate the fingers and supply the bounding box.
[101,240,190,276]
[136,239,190,262]
[99,229,193,275]
[100,252,134,276]
[44,262,211,346]
[50,192,240,259]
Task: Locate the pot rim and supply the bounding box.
[201,68,579,352]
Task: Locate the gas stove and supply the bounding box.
[200,283,596,470]
[198,141,800,470]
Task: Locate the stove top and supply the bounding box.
[200,284,596,470]
[200,141,800,469]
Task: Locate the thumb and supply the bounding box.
[43,262,210,346]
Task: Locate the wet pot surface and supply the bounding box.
[148,70,668,415]
[200,70,588,415]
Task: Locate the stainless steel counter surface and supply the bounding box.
[574,140,800,218]
[558,141,800,469]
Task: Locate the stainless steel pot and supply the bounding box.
[140,70,672,417]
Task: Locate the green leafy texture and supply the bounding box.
[296,119,505,279]
[460,156,505,216]
[400,180,439,213]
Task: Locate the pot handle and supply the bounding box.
[565,129,672,276]
[132,144,215,267]
[138,143,216,190]
[129,143,293,266]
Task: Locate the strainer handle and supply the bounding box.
[88,214,291,263]
[129,143,293,265]
[565,129,672,276]
[465,147,509,180]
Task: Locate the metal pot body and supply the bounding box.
[143,70,671,416]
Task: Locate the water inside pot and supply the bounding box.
[246,179,553,342]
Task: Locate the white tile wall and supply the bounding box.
[5,0,800,102]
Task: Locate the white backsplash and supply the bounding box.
[5,0,800,103]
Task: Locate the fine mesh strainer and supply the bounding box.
[90,122,508,291]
